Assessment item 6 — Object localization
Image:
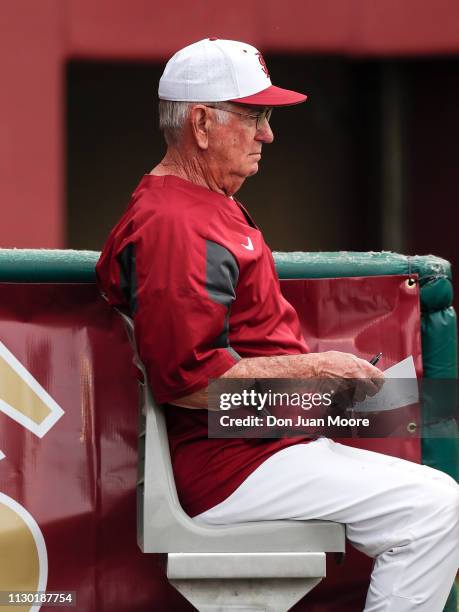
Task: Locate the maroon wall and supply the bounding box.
[2,0,459,247]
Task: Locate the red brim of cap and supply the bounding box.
[230,85,307,107]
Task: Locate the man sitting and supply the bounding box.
[96,38,459,611]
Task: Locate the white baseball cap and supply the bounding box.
[158,37,307,107]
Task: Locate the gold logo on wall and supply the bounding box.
[0,339,64,610]
[0,493,47,612]
[0,340,64,437]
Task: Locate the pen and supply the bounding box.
[369,352,383,366]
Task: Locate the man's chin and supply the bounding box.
[230,164,260,192]
[247,162,259,176]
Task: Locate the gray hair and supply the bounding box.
[158,100,230,145]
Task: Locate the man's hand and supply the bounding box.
[170,351,384,410]
[311,350,384,403]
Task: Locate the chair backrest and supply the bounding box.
[115,289,346,555]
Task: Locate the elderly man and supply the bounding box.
[96,38,459,611]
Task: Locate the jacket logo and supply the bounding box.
[241,237,254,251]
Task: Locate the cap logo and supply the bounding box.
[256,52,270,78]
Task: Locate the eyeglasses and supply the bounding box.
[204,105,273,130]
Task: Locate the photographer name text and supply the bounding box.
[219,415,370,428]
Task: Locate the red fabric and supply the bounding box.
[97,174,312,516]
[96,175,308,401]
[0,276,421,611]
[281,276,423,377]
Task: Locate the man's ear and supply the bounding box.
[190,105,210,150]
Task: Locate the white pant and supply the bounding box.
[194,438,459,611]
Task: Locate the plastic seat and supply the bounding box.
[135,357,345,611]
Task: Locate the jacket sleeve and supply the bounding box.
[116,215,241,404]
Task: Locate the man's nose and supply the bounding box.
[256,121,274,144]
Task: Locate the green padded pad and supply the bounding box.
[421,307,458,485]
[421,308,458,378]
[423,422,459,480]
[273,251,452,282]
[0,249,451,287]
[0,249,99,282]
[420,276,453,312]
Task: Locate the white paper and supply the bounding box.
[354,355,419,412]
[383,355,417,379]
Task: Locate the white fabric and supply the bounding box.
[194,438,459,611]
[159,38,272,102]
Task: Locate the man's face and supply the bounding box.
[206,103,274,196]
